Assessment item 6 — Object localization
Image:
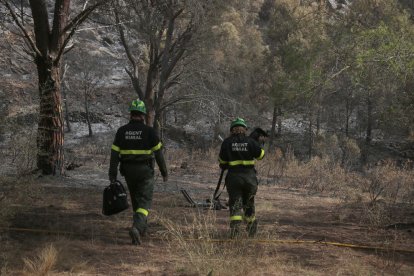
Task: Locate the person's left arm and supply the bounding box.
[251,139,265,160]
[150,130,168,181]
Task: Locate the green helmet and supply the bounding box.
[129,99,146,114]
[230,117,247,130]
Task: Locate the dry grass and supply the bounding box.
[255,147,414,230]
[0,142,413,275]
[154,209,290,275]
[0,175,41,227]
[261,149,414,204]
[21,244,58,276]
[5,127,38,175]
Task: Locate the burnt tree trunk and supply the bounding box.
[277,107,282,136]
[62,81,71,132]
[84,91,93,137]
[366,96,373,144]
[316,106,321,136]
[361,95,373,164]
[345,95,350,137]
[30,0,70,175]
[269,104,278,150]
[35,57,65,175]
[308,111,314,159]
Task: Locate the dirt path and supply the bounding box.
[1,163,414,275]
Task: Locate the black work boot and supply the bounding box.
[230,221,241,239]
[230,227,240,239]
[246,220,258,237]
[129,227,141,245]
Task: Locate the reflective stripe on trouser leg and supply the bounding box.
[230,215,243,221]
[134,208,149,232]
[230,215,242,238]
[136,208,149,216]
[244,215,256,223]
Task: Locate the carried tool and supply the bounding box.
[102,180,129,216]
[180,169,227,210]
[212,169,226,201]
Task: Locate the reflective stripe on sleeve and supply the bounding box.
[257,149,265,160]
[136,208,149,216]
[151,142,162,152]
[111,144,120,152]
[230,215,243,221]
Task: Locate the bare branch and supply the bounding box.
[125,67,145,99]
[114,5,137,69]
[63,43,75,55]
[2,0,42,57]
[63,2,103,34]
[55,1,105,64]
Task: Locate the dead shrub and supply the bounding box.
[165,148,188,168]
[314,133,342,161]
[340,138,361,169]
[190,147,218,166]
[8,128,37,175]
[22,244,58,276]
[256,146,286,185]
[284,157,345,193]
[359,201,392,227]
[364,160,414,204]
[166,147,219,175]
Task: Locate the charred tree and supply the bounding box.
[2,0,105,175]
[115,0,205,132]
[269,104,277,150]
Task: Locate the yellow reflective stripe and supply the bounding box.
[151,142,162,152]
[257,149,265,160]
[120,149,152,155]
[219,157,228,164]
[111,144,120,152]
[228,160,255,166]
[136,208,149,216]
[118,143,162,155]
[230,215,243,221]
[244,216,256,223]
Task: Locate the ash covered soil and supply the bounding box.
[1,150,414,275]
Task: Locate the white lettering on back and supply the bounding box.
[232,142,248,151]
[125,131,142,140]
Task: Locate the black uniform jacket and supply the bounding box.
[109,120,167,179]
[219,134,265,171]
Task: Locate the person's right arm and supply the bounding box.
[109,130,122,182]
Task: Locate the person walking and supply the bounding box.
[218,118,265,238]
[109,99,168,245]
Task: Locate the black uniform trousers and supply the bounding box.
[122,162,154,234]
[225,168,258,231]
